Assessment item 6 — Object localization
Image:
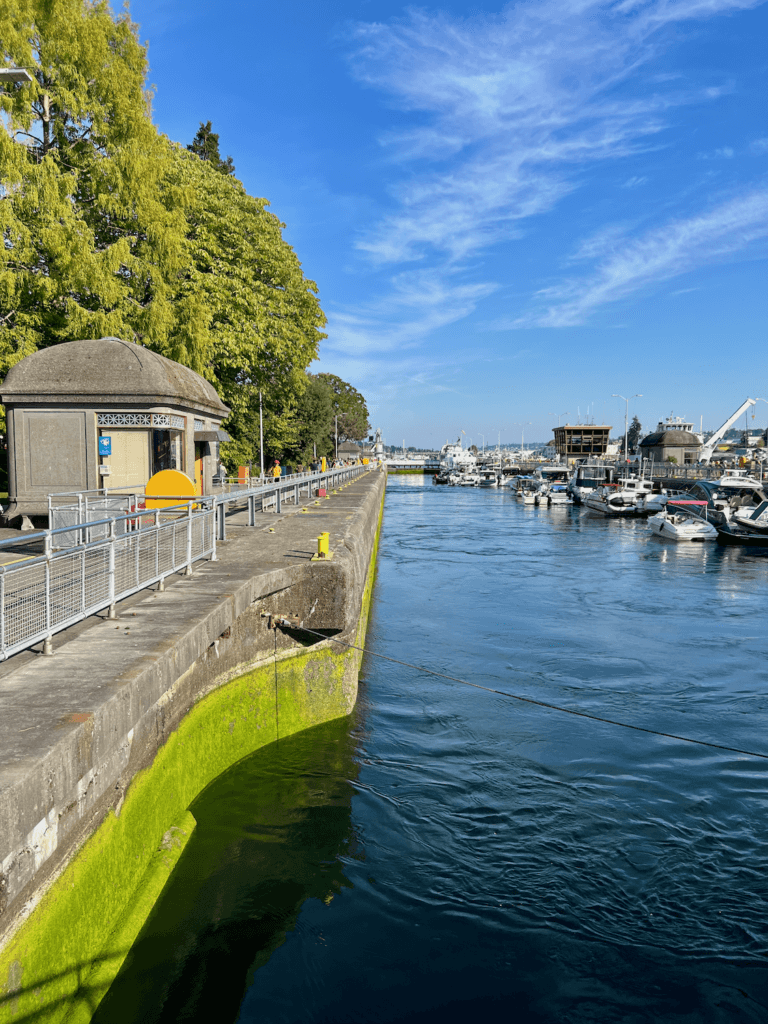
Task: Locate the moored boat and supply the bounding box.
[648,500,717,541]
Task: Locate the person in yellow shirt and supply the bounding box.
[272,459,281,479]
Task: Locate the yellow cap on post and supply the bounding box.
[312,532,332,560]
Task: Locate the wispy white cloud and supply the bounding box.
[622,175,648,188]
[512,189,768,327]
[750,138,768,154]
[324,270,496,356]
[348,0,761,267]
[698,146,735,159]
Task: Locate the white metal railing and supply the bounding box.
[1,463,372,661]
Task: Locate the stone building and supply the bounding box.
[0,337,229,524]
[638,428,701,465]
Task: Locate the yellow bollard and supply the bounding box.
[312,532,332,560]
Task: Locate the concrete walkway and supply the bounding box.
[0,469,385,948]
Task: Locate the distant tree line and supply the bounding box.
[0,0,368,469]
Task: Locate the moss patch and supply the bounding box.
[0,479,386,1024]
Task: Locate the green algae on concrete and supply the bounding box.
[0,480,385,1024]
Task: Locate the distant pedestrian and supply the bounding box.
[272,459,281,479]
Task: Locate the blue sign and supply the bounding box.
[98,436,112,457]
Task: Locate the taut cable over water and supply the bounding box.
[287,623,768,761]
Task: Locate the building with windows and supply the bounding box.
[638,429,701,465]
[0,337,229,525]
[552,424,612,461]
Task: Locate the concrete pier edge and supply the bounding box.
[0,470,386,1024]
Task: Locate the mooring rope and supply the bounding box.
[288,625,768,761]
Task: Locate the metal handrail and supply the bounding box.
[0,463,372,661]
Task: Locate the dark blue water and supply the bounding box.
[96,476,768,1023]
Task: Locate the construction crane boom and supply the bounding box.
[699,398,757,463]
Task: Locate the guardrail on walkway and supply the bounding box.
[1,464,371,662]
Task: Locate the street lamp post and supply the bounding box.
[514,422,532,461]
[550,411,568,427]
[612,393,642,462]
[478,433,485,453]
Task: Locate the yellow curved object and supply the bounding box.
[145,469,196,510]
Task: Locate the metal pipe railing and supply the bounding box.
[0,463,372,661]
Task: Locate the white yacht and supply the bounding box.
[478,468,499,488]
[533,466,571,506]
[648,500,717,541]
[512,476,538,503]
[584,474,656,516]
[567,461,615,505]
[459,472,480,487]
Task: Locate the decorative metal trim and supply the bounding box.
[97,412,151,426]
[96,412,186,430]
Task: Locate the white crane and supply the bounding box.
[698,398,757,463]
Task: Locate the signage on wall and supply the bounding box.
[98,436,112,457]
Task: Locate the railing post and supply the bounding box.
[154,509,160,581]
[0,572,4,657]
[248,494,256,527]
[185,501,193,575]
[276,486,282,514]
[218,499,226,542]
[107,519,117,619]
[42,532,53,654]
[210,501,218,562]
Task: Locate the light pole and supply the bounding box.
[514,422,532,461]
[258,390,264,479]
[478,433,485,453]
[612,393,642,462]
[550,411,568,427]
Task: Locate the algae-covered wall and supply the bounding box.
[0,472,385,1024]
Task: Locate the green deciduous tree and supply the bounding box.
[0,0,187,372]
[314,373,370,443]
[167,150,326,467]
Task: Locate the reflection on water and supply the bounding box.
[93,718,359,1024]
[99,477,768,1023]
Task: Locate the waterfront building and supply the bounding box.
[552,424,612,461]
[638,428,701,465]
[0,337,229,525]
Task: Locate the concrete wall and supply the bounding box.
[0,469,386,1023]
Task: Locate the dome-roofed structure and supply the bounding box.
[1,338,230,525]
[1,337,227,416]
[639,428,700,465]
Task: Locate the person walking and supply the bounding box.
[271,459,282,480]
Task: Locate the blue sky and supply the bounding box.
[130,0,768,448]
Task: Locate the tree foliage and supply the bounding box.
[187,120,235,176]
[0,0,186,370]
[314,373,370,442]
[0,0,368,470]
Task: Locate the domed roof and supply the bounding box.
[639,429,701,447]
[1,337,228,417]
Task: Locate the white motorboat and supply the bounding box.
[512,476,538,503]
[648,500,717,541]
[687,472,768,525]
[478,468,499,488]
[732,499,768,534]
[584,474,655,516]
[543,483,571,506]
[438,438,478,484]
[459,472,480,486]
[568,461,614,505]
